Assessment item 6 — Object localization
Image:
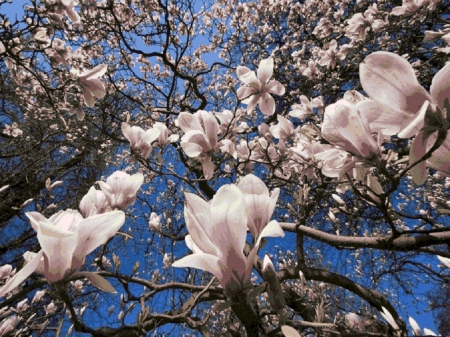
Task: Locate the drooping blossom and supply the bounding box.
[79,186,110,217]
[0,209,125,297]
[71,64,108,112]
[121,123,161,158]
[97,171,144,210]
[360,51,450,183]
[172,183,284,296]
[322,99,380,158]
[236,58,285,115]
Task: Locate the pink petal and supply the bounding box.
[246,95,260,114]
[430,62,450,109]
[360,52,430,114]
[257,58,274,84]
[265,81,285,96]
[259,92,276,116]
[71,211,125,270]
[178,112,202,133]
[202,157,215,180]
[83,88,95,107]
[398,101,428,139]
[172,254,223,281]
[142,128,161,144]
[181,130,211,155]
[409,131,428,185]
[0,250,44,298]
[35,221,78,282]
[357,100,410,136]
[184,193,217,256]
[236,66,252,80]
[210,185,247,257]
[79,64,107,80]
[238,69,259,86]
[199,111,219,149]
[237,86,257,100]
[85,79,106,99]
[237,174,268,196]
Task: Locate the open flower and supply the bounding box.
[97,171,143,210]
[0,210,125,297]
[179,111,236,179]
[172,183,284,296]
[121,123,161,158]
[360,51,450,183]
[236,58,285,115]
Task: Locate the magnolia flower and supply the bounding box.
[0,315,18,336]
[172,184,284,296]
[71,64,108,111]
[153,122,179,147]
[322,99,380,158]
[236,58,285,115]
[237,174,280,239]
[32,290,46,304]
[79,186,110,217]
[269,115,295,146]
[360,51,450,183]
[0,210,125,297]
[0,265,13,279]
[179,111,236,179]
[345,313,364,331]
[392,0,427,16]
[3,122,23,137]
[121,123,161,158]
[56,0,81,23]
[148,212,161,231]
[97,171,143,210]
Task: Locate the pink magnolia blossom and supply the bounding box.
[97,171,144,210]
[380,307,399,330]
[179,111,236,179]
[269,115,295,144]
[3,122,23,137]
[236,58,285,115]
[345,313,364,332]
[360,51,450,183]
[391,0,428,16]
[0,209,125,296]
[71,64,108,111]
[0,265,13,279]
[152,122,179,147]
[318,40,346,69]
[322,99,380,158]
[0,315,19,336]
[172,183,284,296]
[79,186,110,217]
[121,123,161,158]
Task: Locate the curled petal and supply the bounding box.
[172,254,223,281]
[430,62,450,109]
